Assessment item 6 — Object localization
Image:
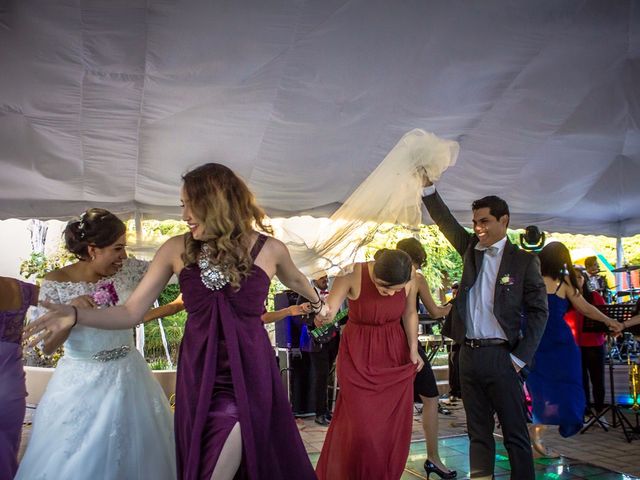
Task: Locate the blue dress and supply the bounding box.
[526,293,586,437]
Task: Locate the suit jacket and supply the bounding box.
[423,190,548,366]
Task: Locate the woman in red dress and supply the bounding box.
[316,249,424,480]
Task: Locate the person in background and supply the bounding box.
[397,237,456,479]
[295,272,341,426]
[584,256,610,301]
[261,303,311,324]
[0,277,38,480]
[563,269,607,416]
[527,243,620,457]
[446,282,462,403]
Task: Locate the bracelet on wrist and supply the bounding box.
[311,299,325,314]
[70,305,79,328]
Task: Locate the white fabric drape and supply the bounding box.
[0,1,638,236]
[279,129,458,276]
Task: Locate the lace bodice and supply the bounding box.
[30,258,148,359]
[1,280,37,344]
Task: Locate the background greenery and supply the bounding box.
[21,218,640,368]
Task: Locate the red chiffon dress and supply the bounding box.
[316,263,416,479]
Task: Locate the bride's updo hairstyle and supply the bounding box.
[182,163,272,290]
[64,208,126,261]
[373,249,413,286]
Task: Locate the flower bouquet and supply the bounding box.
[92,281,119,307]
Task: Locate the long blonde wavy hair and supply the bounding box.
[182,163,273,290]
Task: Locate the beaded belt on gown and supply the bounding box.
[91,345,131,362]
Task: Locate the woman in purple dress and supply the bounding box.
[0,277,38,480]
[26,163,321,480]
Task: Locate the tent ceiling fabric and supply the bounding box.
[0,0,638,236]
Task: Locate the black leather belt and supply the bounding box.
[464,338,508,348]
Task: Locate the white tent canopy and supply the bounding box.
[1,0,639,236]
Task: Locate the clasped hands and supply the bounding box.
[607,319,624,335]
[313,305,334,328]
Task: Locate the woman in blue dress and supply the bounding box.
[526,242,621,456]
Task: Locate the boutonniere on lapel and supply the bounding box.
[499,274,515,286]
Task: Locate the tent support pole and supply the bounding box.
[615,236,624,295]
[616,236,624,268]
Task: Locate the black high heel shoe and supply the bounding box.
[424,460,457,479]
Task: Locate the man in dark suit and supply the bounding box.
[421,176,548,479]
[296,272,340,426]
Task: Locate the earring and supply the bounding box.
[90,255,96,261]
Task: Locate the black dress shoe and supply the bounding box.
[314,415,330,426]
[325,412,333,421]
[424,460,457,479]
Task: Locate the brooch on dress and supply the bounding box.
[198,243,230,291]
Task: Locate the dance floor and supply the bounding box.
[306,435,640,479]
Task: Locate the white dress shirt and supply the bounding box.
[466,236,508,340]
[422,185,524,367]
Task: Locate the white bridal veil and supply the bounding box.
[276,129,459,277]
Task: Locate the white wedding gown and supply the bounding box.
[16,259,176,480]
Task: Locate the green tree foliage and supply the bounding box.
[623,235,640,265]
[19,217,640,370]
[364,224,464,293]
[19,248,75,281]
[145,283,186,366]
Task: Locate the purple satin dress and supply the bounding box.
[0,281,36,480]
[175,234,316,480]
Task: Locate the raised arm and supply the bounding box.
[421,186,471,257]
[25,236,182,343]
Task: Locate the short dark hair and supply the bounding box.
[396,237,426,268]
[584,256,598,269]
[472,195,510,223]
[576,268,594,304]
[64,208,126,260]
[372,249,413,286]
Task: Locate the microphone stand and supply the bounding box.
[580,333,638,442]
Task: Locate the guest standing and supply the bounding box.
[315,249,423,480]
[527,243,620,456]
[0,277,38,480]
[396,237,456,479]
[563,269,607,415]
[296,272,340,426]
[421,173,548,480]
[26,164,320,480]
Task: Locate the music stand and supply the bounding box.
[581,304,640,442]
[418,314,448,362]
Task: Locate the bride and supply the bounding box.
[16,208,176,480]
